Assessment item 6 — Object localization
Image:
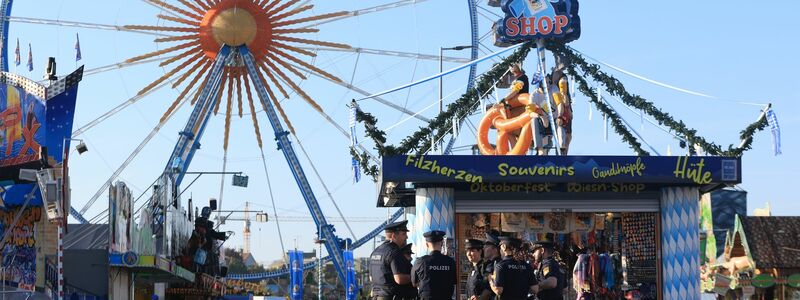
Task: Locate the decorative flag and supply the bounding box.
[344,250,359,300]
[349,104,360,183]
[14,39,20,66]
[75,33,82,61]
[452,117,459,137]
[766,109,781,156]
[289,250,304,300]
[26,43,33,72]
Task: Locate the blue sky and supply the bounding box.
[7,1,799,265]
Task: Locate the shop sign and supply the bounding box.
[495,0,581,44]
[383,155,742,185]
[752,274,775,288]
[788,274,800,288]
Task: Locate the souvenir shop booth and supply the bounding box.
[377,154,741,300]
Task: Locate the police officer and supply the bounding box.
[370,220,411,300]
[530,240,565,300]
[395,243,418,300]
[412,230,456,300]
[465,239,489,300]
[482,230,502,299]
[489,236,535,300]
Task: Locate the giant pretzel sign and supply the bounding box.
[477,92,564,155]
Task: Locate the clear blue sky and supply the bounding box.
[7,1,799,264]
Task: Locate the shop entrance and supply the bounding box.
[455,209,660,300]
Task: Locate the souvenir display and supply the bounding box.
[456,212,660,299]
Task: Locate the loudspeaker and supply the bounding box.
[209,198,217,211]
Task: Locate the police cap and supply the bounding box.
[465,239,484,250]
[499,236,522,249]
[484,230,500,247]
[423,230,446,243]
[384,220,409,232]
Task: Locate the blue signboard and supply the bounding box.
[495,0,581,44]
[382,155,741,185]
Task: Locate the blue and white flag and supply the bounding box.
[344,250,359,300]
[289,250,304,300]
[14,39,20,66]
[766,109,781,156]
[26,43,33,72]
[75,33,82,61]
[349,105,360,183]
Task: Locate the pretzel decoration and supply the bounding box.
[477,93,545,155]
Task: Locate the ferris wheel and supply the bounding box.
[1,0,514,282]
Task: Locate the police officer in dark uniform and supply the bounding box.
[370,220,411,300]
[490,236,535,300]
[395,243,418,300]
[465,239,489,300]
[530,240,565,300]
[482,231,502,299]
[412,230,456,300]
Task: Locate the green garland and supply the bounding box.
[350,41,767,182]
[547,42,768,157]
[568,67,650,156]
[350,42,535,179]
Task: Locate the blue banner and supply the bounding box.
[382,155,741,185]
[289,250,304,300]
[344,250,358,300]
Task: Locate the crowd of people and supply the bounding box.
[368,221,567,300]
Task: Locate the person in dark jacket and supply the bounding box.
[369,220,411,300]
[465,239,490,300]
[395,243,418,300]
[490,236,535,300]
[483,230,502,299]
[530,239,565,300]
[412,230,456,300]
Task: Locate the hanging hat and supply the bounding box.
[465,239,484,250]
[400,243,414,254]
[384,220,409,232]
[499,236,522,249]
[485,230,501,247]
[423,230,446,243]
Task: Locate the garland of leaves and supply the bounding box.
[350,42,535,180]
[567,67,649,156]
[351,41,768,181]
[547,42,768,157]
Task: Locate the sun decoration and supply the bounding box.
[124,0,350,149]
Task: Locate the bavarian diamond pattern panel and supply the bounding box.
[661,187,701,300]
[413,187,454,257]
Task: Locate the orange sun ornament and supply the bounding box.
[124,0,350,149]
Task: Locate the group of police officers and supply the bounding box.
[369,220,565,300]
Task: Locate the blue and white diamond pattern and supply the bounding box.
[413,187,454,258]
[661,187,701,300]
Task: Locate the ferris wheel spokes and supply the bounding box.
[3,16,172,37]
